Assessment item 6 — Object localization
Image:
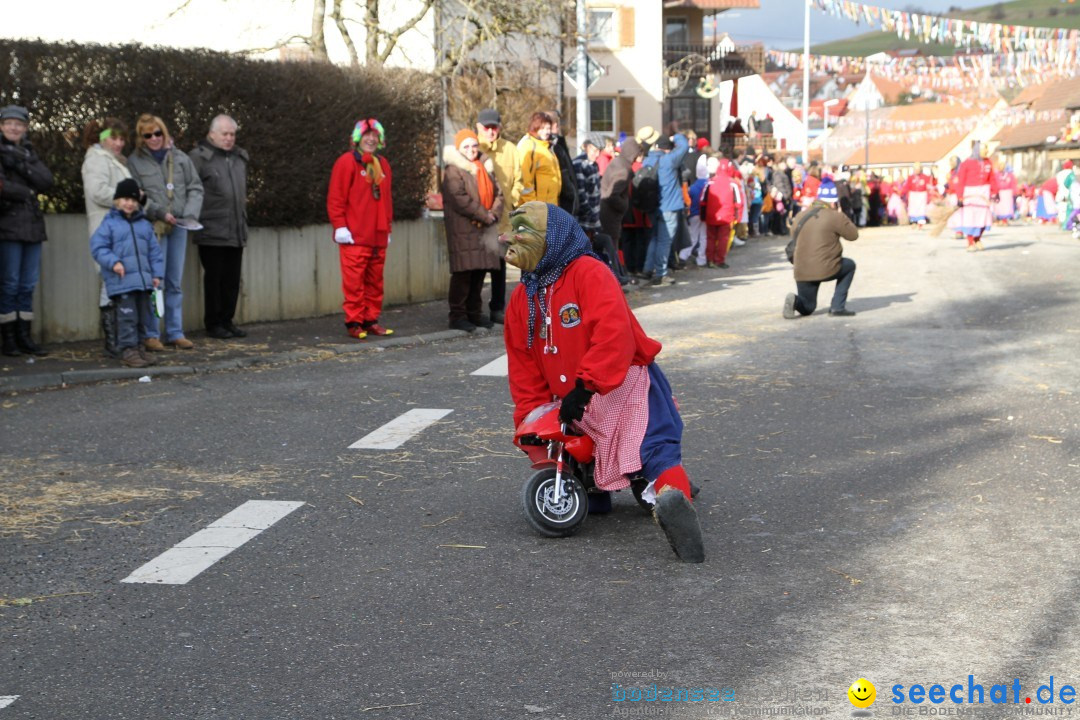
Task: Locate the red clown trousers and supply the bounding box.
[705,222,732,264]
[339,244,386,326]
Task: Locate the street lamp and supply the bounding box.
[823,98,839,166]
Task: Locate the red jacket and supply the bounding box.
[953,158,999,197]
[904,173,930,195]
[505,256,661,427]
[802,175,821,202]
[326,151,393,247]
[702,171,743,225]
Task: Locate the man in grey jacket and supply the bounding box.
[190,114,249,339]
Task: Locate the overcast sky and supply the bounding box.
[717,0,997,48]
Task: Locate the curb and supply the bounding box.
[0,328,476,394]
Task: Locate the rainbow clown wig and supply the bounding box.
[351,118,385,149]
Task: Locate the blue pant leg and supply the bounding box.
[639,363,684,481]
[161,226,188,340]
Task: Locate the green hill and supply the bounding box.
[808,0,1080,57]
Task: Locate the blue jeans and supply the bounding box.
[749,203,763,235]
[794,257,857,314]
[115,291,154,350]
[141,226,188,340]
[644,211,679,278]
[0,241,42,322]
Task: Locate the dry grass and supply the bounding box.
[0,457,291,539]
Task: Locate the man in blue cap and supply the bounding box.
[783,178,859,319]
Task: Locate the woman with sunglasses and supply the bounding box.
[326,118,394,339]
[128,114,204,349]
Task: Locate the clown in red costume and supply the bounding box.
[903,162,931,227]
[502,201,704,562]
[952,143,999,251]
[327,118,395,339]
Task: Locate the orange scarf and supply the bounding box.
[473,158,494,210]
[360,152,385,187]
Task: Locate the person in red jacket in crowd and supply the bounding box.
[953,142,1000,251]
[327,118,394,339]
[501,201,704,562]
[701,157,744,269]
[903,162,931,228]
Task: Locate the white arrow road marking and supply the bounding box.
[349,408,454,450]
[121,500,306,585]
[0,697,18,709]
[471,354,508,377]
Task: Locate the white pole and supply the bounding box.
[802,0,810,164]
[823,104,829,166]
[575,0,589,151]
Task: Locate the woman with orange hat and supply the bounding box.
[441,129,504,332]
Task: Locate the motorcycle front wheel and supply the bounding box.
[522,468,588,538]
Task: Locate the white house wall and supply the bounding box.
[719,74,804,153]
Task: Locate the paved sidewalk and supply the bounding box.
[0,232,803,393]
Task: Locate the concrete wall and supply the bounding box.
[31,215,451,343]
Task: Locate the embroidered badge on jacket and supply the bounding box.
[559,303,582,328]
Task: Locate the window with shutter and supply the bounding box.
[619,7,635,47]
[618,96,635,135]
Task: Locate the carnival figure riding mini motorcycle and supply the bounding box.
[513,401,653,537]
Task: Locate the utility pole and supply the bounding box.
[575,0,588,150]
[802,0,810,165]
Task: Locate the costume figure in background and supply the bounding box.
[327,118,394,339]
[953,143,999,251]
[1036,176,1058,224]
[994,164,1017,223]
[502,202,704,562]
[903,162,931,227]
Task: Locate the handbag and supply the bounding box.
[786,207,822,264]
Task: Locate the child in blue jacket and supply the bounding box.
[90,179,164,368]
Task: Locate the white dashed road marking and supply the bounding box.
[471,354,508,377]
[121,500,306,585]
[0,697,18,709]
[348,408,454,449]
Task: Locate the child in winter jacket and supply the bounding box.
[90,179,164,368]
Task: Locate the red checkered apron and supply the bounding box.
[576,364,651,491]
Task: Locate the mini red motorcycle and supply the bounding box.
[513,401,651,537]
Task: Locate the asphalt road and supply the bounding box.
[2,222,1079,720]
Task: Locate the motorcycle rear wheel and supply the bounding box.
[522,469,588,537]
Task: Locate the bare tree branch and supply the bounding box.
[167,0,197,20]
[332,0,360,66]
[374,0,437,65]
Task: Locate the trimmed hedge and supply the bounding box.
[0,40,439,225]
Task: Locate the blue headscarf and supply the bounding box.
[520,204,607,348]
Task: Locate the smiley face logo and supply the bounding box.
[848,678,876,708]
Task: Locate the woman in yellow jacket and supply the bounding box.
[515,111,561,207]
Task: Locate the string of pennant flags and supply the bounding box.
[810,0,1080,55]
[766,48,1080,90]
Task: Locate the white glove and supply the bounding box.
[334,227,354,245]
[387,234,392,244]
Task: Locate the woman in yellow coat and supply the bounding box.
[515,111,561,207]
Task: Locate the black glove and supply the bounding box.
[558,378,594,424]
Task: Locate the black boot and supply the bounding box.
[100,304,120,359]
[1,321,20,357]
[15,319,47,357]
